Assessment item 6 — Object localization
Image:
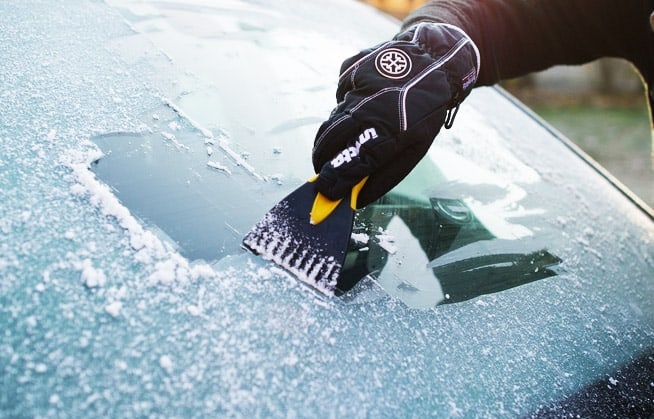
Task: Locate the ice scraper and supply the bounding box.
[242,176,366,296]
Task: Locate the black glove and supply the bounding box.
[312,22,480,208]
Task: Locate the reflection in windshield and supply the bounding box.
[372,215,445,308]
[335,104,567,308]
[338,192,562,308]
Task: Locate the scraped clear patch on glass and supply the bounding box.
[89,103,288,262]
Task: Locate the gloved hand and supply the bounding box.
[312,22,480,208]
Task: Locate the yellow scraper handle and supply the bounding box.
[309,176,368,225]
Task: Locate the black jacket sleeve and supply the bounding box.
[402,0,654,101]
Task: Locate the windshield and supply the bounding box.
[5,0,654,417]
[88,0,654,310]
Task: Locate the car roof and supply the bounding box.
[3,0,653,417]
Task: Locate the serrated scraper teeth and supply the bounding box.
[241,180,355,297]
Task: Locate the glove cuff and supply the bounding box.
[397,22,481,107]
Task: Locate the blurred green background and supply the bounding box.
[506,80,653,208]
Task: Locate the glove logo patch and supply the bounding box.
[375,48,412,79]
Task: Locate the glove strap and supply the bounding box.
[444,103,461,129]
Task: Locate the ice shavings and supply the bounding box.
[159,355,174,373]
[351,232,369,245]
[269,174,283,186]
[207,160,232,175]
[80,259,106,288]
[163,98,263,181]
[105,301,123,318]
[375,228,397,255]
[34,363,48,374]
[45,129,57,142]
[147,260,177,285]
[161,131,189,151]
[187,304,201,316]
